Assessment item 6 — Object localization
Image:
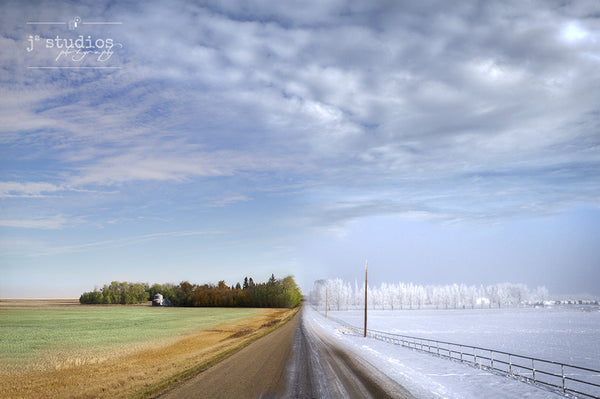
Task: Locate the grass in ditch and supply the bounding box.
[136,306,300,399]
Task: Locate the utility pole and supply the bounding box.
[325,286,328,318]
[364,260,368,337]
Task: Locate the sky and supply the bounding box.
[1,0,599,298]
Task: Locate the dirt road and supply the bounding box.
[159,307,412,399]
[285,313,413,399]
[159,308,299,399]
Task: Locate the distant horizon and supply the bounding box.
[2,279,599,301]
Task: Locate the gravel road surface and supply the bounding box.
[286,313,413,399]
[159,308,412,398]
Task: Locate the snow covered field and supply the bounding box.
[305,305,600,398]
[323,306,600,370]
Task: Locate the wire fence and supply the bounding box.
[318,309,600,399]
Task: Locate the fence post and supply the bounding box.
[333,325,599,398]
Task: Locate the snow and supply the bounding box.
[304,305,600,398]
[323,306,600,370]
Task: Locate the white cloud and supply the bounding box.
[0,0,598,228]
[205,194,250,208]
[467,59,525,86]
[67,147,289,186]
[0,230,223,257]
[1,0,599,299]
[0,215,67,229]
[0,182,63,198]
[561,22,589,43]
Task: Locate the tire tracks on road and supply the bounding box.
[158,307,412,398]
[286,310,413,398]
[157,309,299,399]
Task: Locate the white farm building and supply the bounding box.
[152,293,163,306]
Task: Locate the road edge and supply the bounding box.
[132,306,301,399]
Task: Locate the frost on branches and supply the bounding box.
[310,279,550,311]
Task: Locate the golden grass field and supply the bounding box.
[0,299,297,398]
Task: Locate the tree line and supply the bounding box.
[310,279,550,311]
[79,274,302,308]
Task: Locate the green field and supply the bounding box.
[0,302,261,368]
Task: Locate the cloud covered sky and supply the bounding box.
[1,0,599,297]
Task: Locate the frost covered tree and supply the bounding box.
[328,278,344,311]
[450,284,460,309]
[415,285,426,309]
[466,285,477,309]
[311,279,544,311]
[430,286,442,309]
[371,285,381,309]
[310,280,327,310]
[406,283,415,309]
[533,286,549,305]
[397,283,406,310]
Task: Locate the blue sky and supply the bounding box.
[1,0,599,297]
